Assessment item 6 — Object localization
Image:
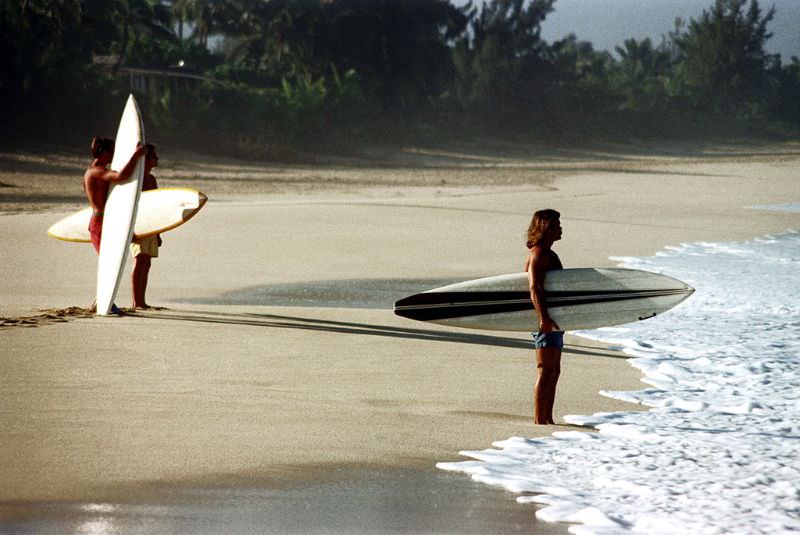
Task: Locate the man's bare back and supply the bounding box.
[83,137,145,254]
[83,141,145,213]
[84,164,113,214]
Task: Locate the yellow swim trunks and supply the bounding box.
[130,235,159,258]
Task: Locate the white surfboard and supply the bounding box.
[47,188,208,243]
[96,94,145,315]
[394,268,694,332]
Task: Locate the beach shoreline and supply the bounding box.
[2,142,799,532]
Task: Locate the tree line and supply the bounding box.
[2,0,798,156]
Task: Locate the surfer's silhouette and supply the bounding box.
[131,143,162,310]
[83,136,145,313]
[524,209,564,425]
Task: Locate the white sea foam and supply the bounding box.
[438,229,800,534]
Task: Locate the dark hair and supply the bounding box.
[144,143,157,158]
[526,209,560,249]
[90,137,114,158]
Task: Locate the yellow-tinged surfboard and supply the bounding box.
[48,188,208,243]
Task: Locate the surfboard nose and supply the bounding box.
[664,273,695,298]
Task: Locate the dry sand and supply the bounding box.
[1,141,799,533]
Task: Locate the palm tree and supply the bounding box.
[111,0,175,61]
[220,0,322,77]
[457,0,555,111]
[676,0,776,114]
[614,37,672,110]
[173,0,192,39]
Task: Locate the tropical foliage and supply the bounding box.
[1,0,797,154]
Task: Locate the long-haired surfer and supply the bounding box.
[524,209,564,425]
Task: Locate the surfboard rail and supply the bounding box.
[96,94,145,315]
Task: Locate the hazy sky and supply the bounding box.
[462,0,800,60]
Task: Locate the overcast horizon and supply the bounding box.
[458,0,800,60]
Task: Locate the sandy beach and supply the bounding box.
[1,141,799,533]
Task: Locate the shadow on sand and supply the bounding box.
[129,308,628,359]
[131,308,532,349]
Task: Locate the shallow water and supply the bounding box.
[0,467,563,535]
[439,226,800,534]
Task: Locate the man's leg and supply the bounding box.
[89,215,102,254]
[535,347,561,425]
[132,253,151,308]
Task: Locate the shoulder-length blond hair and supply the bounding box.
[526,209,560,249]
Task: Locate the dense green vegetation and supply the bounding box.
[2,0,798,156]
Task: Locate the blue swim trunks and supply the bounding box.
[532,331,564,349]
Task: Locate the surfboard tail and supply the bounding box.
[394,291,532,322]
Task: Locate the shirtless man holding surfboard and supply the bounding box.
[83,136,145,311]
[83,136,145,252]
[525,209,564,425]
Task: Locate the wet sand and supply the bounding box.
[1,142,799,533]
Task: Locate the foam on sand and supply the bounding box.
[439,224,800,534]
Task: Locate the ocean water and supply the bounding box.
[438,227,800,534]
[750,202,800,213]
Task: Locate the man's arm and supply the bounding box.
[96,145,146,183]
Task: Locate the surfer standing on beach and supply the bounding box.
[131,143,162,309]
[524,209,564,425]
[83,136,145,312]
[83,136,145,253]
